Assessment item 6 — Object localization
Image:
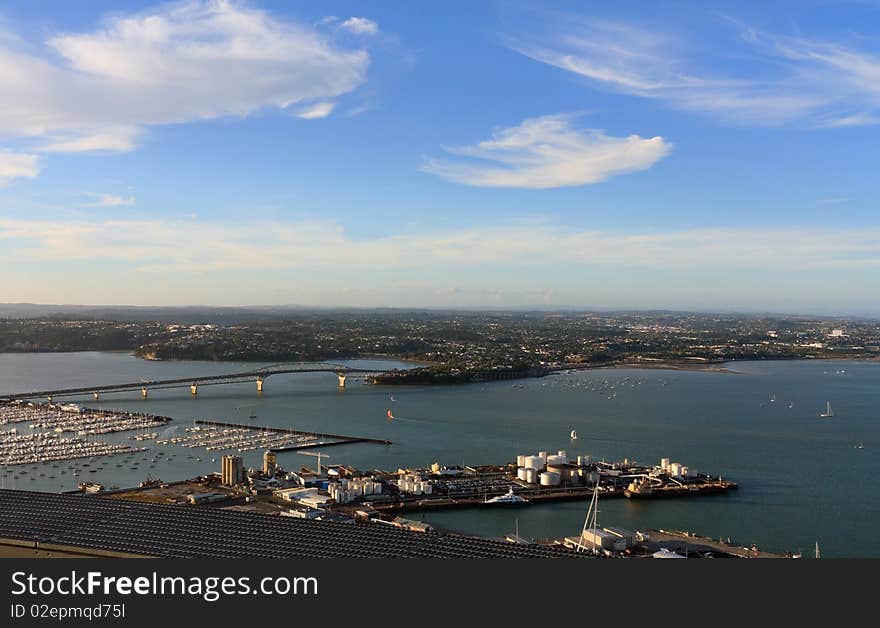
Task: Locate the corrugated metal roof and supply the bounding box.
[0,489,584,559]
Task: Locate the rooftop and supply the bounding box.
[0,489,583,559]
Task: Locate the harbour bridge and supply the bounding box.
[0,363,383,402]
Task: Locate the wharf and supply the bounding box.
[369,480,736,513]
[642,529,791,558]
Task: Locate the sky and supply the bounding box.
[0,0,879,314]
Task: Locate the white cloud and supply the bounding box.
[2,217,877,273]
[421,114,671,188]
[339,17,379,36]
[0,1,371,153]
[0,150,39,185]
[40,127,142,153]
[81,192,136,207]
[510,17,880,126]
[295,102,336,119]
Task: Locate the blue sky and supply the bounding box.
[0,0,879,313]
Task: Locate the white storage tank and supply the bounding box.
[524,468,538,484]
[516,455,526,467]
[538,451,548,462]
[661,458,670,470]
[539,471,561,487]
[681,466,690,478]
[557,450,567,459]
[524,455,545,471]
[670,462,683,478]
[517,467,529,481]
[546,454,567,466]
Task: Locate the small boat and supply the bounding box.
[484,488,529,506]
[570,429,578,440]
[820,401,833,418]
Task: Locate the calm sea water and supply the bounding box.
[1,352,877,557]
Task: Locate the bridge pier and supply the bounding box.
[141,387,148,398]
[337,373,346,388]
[256,377,264,393]
[190,383,198,396]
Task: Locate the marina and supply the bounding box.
[0,400,170,434]
[0,429,148,466]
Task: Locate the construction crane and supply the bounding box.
[298,451,329,474]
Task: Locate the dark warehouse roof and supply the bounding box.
[0,489,583,559]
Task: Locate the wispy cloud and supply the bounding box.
[339,17,379,36]
[421,114,671,188]
[295,102,336,119]
[0,150,39,185]
[80,192,135,207]
[2,217,878,273]
[509,16,880,126]
[0,1,372,156]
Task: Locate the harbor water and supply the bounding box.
[1,352,877,557]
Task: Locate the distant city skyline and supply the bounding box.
[1,1,879,313]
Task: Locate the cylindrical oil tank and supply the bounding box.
[539,471,561,486]
[524,468,538,484]
[681,466,690,478]
[546,454,567,466]
[517,467,529,481]
[524,455,544,470]
[538,451,548,462]
[557,450,567,459]
[670,462,683,477]
[516,455,526,467]
[661,458,670,470]
[546,464,568,475]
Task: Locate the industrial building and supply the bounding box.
[221,455,244,486]
[0,489,585,558]
[263,450,277,476]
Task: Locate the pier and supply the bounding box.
[190,420,391,451]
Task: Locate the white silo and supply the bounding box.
[661,458,670,470]
[670,463,683,478]
[524,455,544,471]
[524,468,538,484]
[546,454,567,466]
[517,467,529,481]
[516,455,526,467]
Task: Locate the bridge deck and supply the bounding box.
[0,365,380,400]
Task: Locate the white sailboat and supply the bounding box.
[820,401,833,418]
[570,429,578,440]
